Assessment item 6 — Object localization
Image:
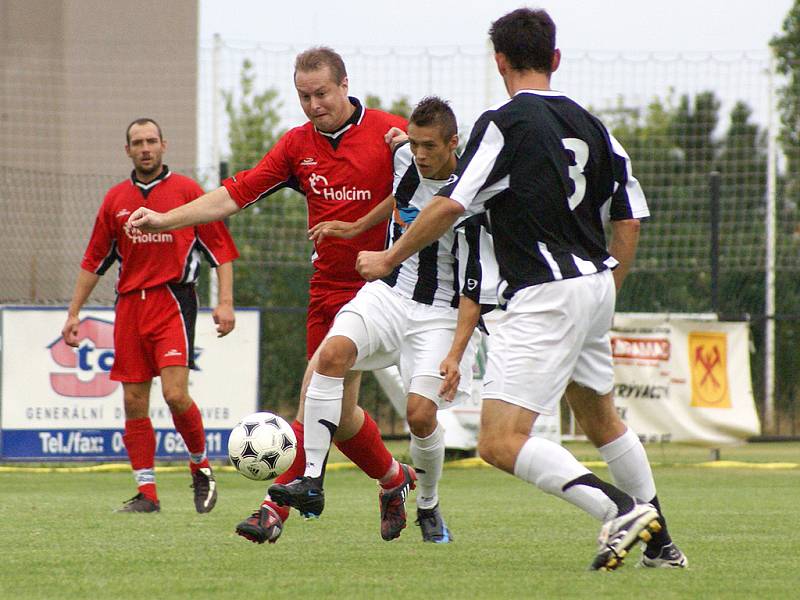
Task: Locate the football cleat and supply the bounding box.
[268,476,325,519]
[416,504,453,543]
[379,464,417,541]
[236,504,284,544]
[191,467,218,514]
[639,542,689,568]
[115,492,160,513]
[590,501,660,571]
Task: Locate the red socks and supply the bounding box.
[172,402,210,473]
[123,417,158,501]
[335,411,394,480]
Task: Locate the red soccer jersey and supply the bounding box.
[82,167,239,294]
[223,98,407,283]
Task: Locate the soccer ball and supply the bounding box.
[227,412,297,481]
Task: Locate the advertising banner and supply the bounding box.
[0,306,260,460]
[612,314,760,446]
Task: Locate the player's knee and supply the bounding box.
[477,433,502,467]
[162,387,191,412]
[407,409,435,438]
[317,336,356,375]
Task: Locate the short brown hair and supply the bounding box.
[126,118,163,144]
[294,46,347,84]
[489,8,556,73]
[410,96,457,140]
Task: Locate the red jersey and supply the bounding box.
[223,98,407,283]
[82,167,239,294]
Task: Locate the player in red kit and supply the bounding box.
[128,48,416,544]
[62,118,239,514]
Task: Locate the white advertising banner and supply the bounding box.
[0,306,260,460]
[612,314,760,446]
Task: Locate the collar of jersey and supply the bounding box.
[515,89,565,97]
[130,165,171,191]
[314,97,365,140]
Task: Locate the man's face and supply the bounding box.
[408,122,457,180]
[295,66,352,133]
[125,122,165,177]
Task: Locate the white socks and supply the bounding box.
[410,423,444,510]
[304,371,344,478]
[598,427,657,502]
[513,436,616,521]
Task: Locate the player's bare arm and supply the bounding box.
[608,218,641,291]
[356,195,464,280]
[213,261,236,337]
[439,294,482,402]
[62,269,101,347]
[309,194,396,243]
[128,186,240,233]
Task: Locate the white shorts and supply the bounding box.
[326,280,477,408]
[482,270,616,415]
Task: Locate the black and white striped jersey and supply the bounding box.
[383,143,498,308]
[438,90,649,301]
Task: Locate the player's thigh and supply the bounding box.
[481,284,582,416]
[327,281,406,372]
[147,284,196,372]
[572,270,616,396]
[306,282,361,359]
[112,293,158,382]
[478,398,539,468]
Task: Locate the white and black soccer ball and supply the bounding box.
[227,412,297,481]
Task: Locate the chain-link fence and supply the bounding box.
[2,40,798,433]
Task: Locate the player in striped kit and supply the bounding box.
[270,97,497,542]
[355,9,686,570]
[62,118,239,514]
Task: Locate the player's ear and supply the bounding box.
[551,49,561,74]
[494,52,508,76]
[340,75,349,92]
[125,144,132,158]
[448,134,458,151]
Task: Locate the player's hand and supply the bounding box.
[384,127,408,152]
[356,250,394,281]
[213,302,235,337]
[61,315,81,348]
[438,354,462,402]
[127,207,166,234]
[308,220,358,242]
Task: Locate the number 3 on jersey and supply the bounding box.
[561,137,588,210]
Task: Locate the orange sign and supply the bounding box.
[689,331,731,408]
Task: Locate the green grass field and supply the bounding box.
[2,443,799,599]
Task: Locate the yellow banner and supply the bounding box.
[689,331,731,408]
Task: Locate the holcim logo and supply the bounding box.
[308,172,371,201]
[48,317,118,397]
[123,221,174,244]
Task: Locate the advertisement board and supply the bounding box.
[0,306,260,460]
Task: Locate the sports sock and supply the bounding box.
[171,401,209,473]
[598,428,672,551]
[410,423,444,510]
[334,411,394,479]
[123,417,158,501]
[597,428,656,501]
[264,420,305,523]
[303,371,343,478]
[513,436,617,521]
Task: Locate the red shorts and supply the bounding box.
[111,283,198,382]
[306,279,364,359]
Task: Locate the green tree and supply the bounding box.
[770,1,800,181]
[365,94,413,118]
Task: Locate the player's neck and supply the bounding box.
[134,164,165,184]
[503,70,552,96]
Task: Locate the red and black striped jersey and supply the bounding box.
[82,167,239,294]
[223,98,407,283]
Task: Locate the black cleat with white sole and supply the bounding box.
[268,476,325,519]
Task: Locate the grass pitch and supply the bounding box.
[1,444,799,599]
